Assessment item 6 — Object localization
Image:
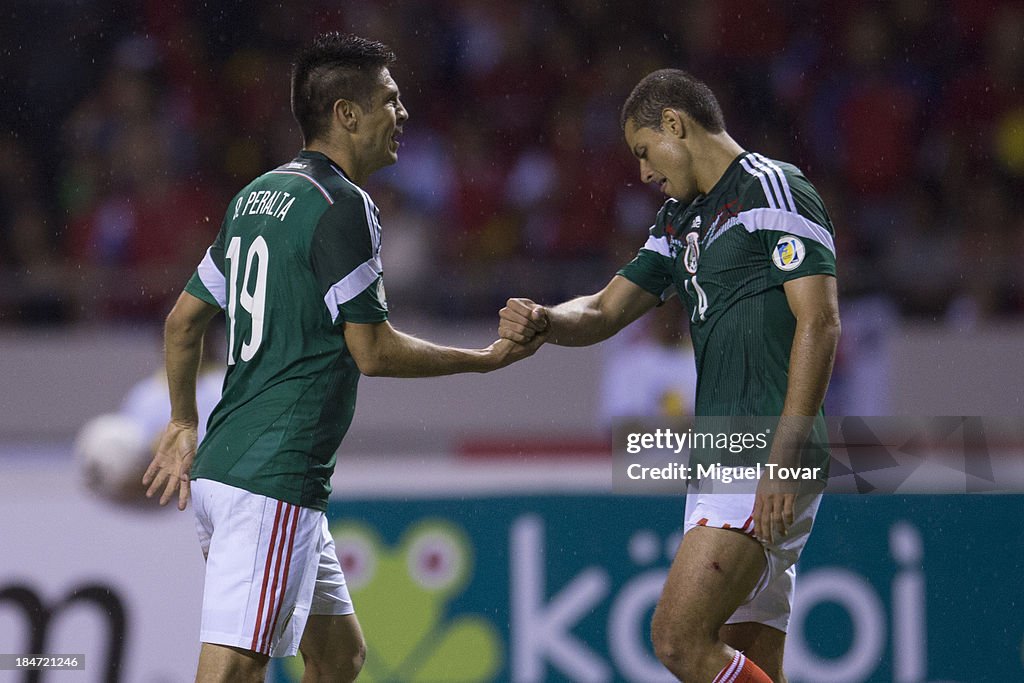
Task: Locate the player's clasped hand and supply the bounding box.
[487,330,549,368]
[142,419,198,511]
[499,298,549,343]
[752,478,796,545]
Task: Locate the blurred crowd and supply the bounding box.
[1,0,1022,327]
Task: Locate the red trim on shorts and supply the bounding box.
[264,505,301,653]
[259,503,295,654]
[251,500,284,652]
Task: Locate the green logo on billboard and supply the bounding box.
[283,519,501,682]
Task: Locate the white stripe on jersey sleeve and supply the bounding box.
[746,154,794,212]
[197,247,227,308]
[740,207,836,255]
[739,158,779,210]
[642,233,672,258]
[752,153,797,212]
[323,256,383,323]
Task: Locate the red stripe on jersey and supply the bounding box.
[267,171,334,204]
[260,503,295,654]
[251,500,284,652]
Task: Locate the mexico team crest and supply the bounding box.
[772,235,805,271]
[684,232,700,274]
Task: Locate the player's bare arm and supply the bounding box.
[499,275,659,347]
[754,274,840,543]
[344,319,546,378]
[143,291,220,510]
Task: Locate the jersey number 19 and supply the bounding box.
[225,236,269,365]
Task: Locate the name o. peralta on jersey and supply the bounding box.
[185,151,388,511]
[619,152,836,469]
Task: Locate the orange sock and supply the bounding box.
[712,651,772,683]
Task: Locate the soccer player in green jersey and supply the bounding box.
[142,33,544,683]
[499,70,841,682]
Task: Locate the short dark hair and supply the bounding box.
[291,33,396,144]
[620,69,725,134]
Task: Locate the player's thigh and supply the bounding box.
[195,642,268,683]
[720,621,786,681]
[654,525,767,638]
[299,613,365,670]
[299,517,364,674]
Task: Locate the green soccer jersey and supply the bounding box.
[619,151,835,469]
[184,151,388,511]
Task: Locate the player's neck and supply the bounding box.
[304,139,364,185]
[693,132,746,196]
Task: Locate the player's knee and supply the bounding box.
[650,609,709,677]
[650,629,678,668]
[351,639,367,677]
[302,638,365,683]
[650,615,682,666]
[652,629,692,673]
[196,648,268,683]
[196,663,266,683]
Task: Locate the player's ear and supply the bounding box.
[334,98,361,132]
[661,108,686,139]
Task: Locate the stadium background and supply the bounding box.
[1,1,1022,681]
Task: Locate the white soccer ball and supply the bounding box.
[74,413,150,501]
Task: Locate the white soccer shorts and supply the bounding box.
[682,477,822,633]
[191,478,354,658]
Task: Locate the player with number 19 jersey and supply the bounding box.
[619,152,836,470]
[185,151,387,511]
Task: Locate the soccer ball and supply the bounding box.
[74,413,151,502]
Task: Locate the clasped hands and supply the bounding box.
[498,298,549,345]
